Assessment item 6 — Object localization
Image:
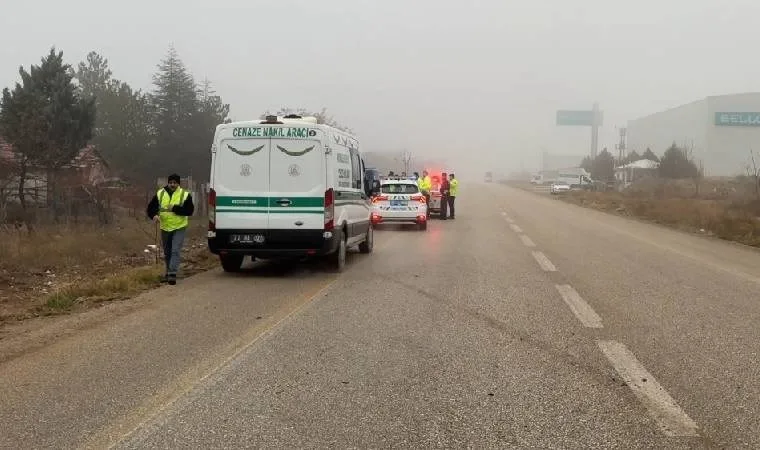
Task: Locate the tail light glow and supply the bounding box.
[324,188,335,231]
[208,188,216,232]
[410,195,426,203]
[371,195,389,203]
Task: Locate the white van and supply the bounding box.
[207,114,374,272]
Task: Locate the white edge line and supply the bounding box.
[519,234,536,248]
[509,224,523,233]
[598,340,699,437]
[531,251,557,272]
[554,284,603,328]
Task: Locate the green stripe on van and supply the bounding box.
[216,209,324,214]
[216,196,324,208]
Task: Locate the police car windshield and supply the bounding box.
[381,183,419,194]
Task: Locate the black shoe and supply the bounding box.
[168,275,177,285]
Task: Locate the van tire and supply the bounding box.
[418,222,427,231]
[329,231,347,272]
[220,254,244,273]
[359,225,374,254]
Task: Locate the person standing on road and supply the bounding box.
[146,174,195,285]
[418,170,432,217]
[439,172,450,220]
[448,173,458,219]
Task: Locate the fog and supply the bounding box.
[2,0,760,180]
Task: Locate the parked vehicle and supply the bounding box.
[207,114,374,273]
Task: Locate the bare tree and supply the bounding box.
[748,149,760,200]
[681,140,704,197]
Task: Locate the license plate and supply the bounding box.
[230,234,258,243]
[390,200,408,206]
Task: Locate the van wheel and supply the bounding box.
[418,222,427,231]
[359,225,374,254]
[329,232,347,272]
[220,254,244,273]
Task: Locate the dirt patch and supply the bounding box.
[0,219,217,326]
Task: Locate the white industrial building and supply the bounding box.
[627,92,760,176]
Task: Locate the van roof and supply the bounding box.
[218,116,354,133]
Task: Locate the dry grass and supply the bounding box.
[0,218,215,323]
[559,178,760,247]
[43,265,163,312]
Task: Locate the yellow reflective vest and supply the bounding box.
[449,178,459,196]
[419,175,432,192]
[158,188,189,232]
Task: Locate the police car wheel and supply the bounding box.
[359,225,374,254]
[220,254,244,273]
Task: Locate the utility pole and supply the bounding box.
[618,127,626,163]
[401,150,412,175]
[591,102,600,160]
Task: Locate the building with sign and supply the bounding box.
[626,92,760,176]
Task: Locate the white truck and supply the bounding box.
[556,169,593,188]
[207,114,374,273]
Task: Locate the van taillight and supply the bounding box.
[208,188,216,231]
[410,195,426,203]
[324,188,334,231]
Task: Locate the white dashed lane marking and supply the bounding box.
[518,234,535,248]
[597,340,699,437]
[531,251,557,272]
[554,284,603,328]
[500,212,515,223]
[509,224,523,233]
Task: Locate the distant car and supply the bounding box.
[370,178,428,230]
[550,182,571,194]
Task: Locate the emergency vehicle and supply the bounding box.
[207,114,374,273]
[370,177,428,230]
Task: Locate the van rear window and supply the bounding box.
[381,184,419,194]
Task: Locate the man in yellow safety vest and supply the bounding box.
[418,170,432,217]
[146,174,195,285]
[447,173,459,219]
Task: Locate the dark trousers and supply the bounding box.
[440,194,448,219]
[447,196,456,218]
[422,191,431,217]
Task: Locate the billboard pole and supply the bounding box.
[556,104,603,161]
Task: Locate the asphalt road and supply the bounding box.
[1,183,759,448]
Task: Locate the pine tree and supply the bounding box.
[659,143,698,179]
[74,51,154,183]
[151,46,198,177]
[641,148,660,162]
[0,48,96,209]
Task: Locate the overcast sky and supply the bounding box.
[2,0,759,178]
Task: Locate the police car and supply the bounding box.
[370,178,428,231]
